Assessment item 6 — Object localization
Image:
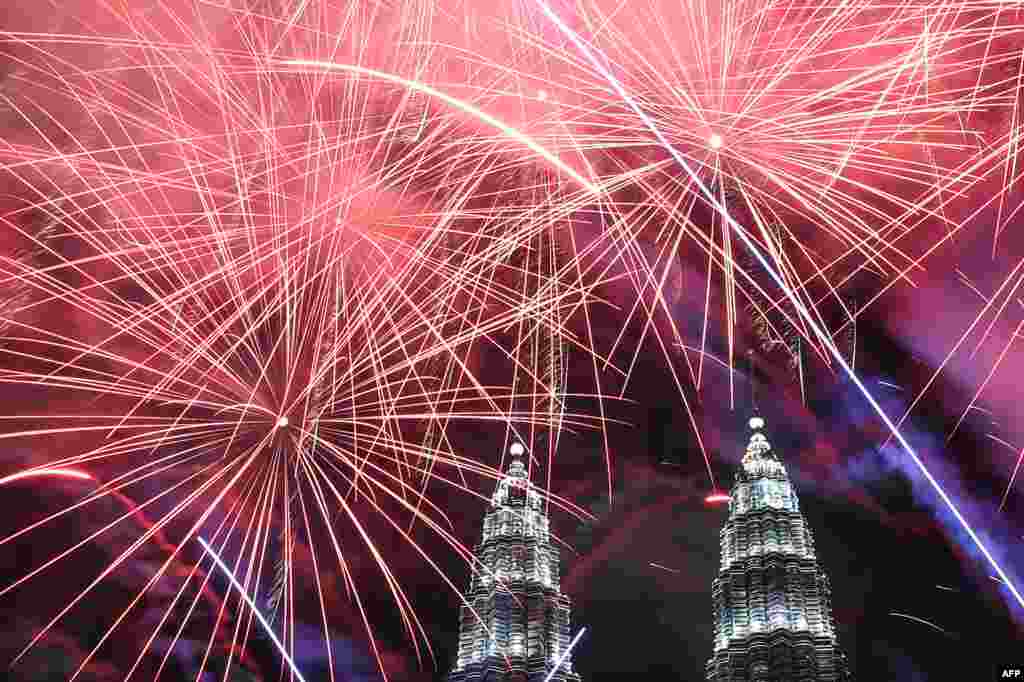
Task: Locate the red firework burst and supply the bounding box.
[0,3,605,678]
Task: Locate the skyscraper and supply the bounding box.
[448,443,580,682]
[706,416,853,682]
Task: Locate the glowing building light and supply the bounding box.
[705,417,853,679]
[448,445,580,682]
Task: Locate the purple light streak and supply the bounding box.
[197,536,307,682]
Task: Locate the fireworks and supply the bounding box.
[0,468,93,485]
[889,611,952,637]
[545,0,1022,381]
[0,3,607,678]
[542,627,587,682]
[1,0,1024,678]
[197,536,306,682]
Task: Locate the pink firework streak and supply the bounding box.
[0,2,606,680]
[0,467,93,484]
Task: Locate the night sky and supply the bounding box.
[2,2,1024,681]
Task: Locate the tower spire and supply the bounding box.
[448,442,580,682]
[706,414,853,681]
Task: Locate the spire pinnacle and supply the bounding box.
[742,415,772,462]
[505,442,528,480]
[451,444,579,681]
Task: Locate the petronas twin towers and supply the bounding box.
[447,417,852,681]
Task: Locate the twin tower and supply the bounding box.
[447,420,853,681]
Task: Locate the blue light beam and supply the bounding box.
[533,0,1024,610]
[197,536,307,682]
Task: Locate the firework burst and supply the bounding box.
[0,3,608,678]
[0,161,596,679]
[488,0,1024,394]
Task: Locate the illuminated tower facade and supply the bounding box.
[448,443,580,682]
[706,417,853,682]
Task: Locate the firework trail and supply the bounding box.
[889,611,952,637]
[0,2,608,679]
[197,536,305,682]
[0,467,93,485]
[542,626,585,682]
